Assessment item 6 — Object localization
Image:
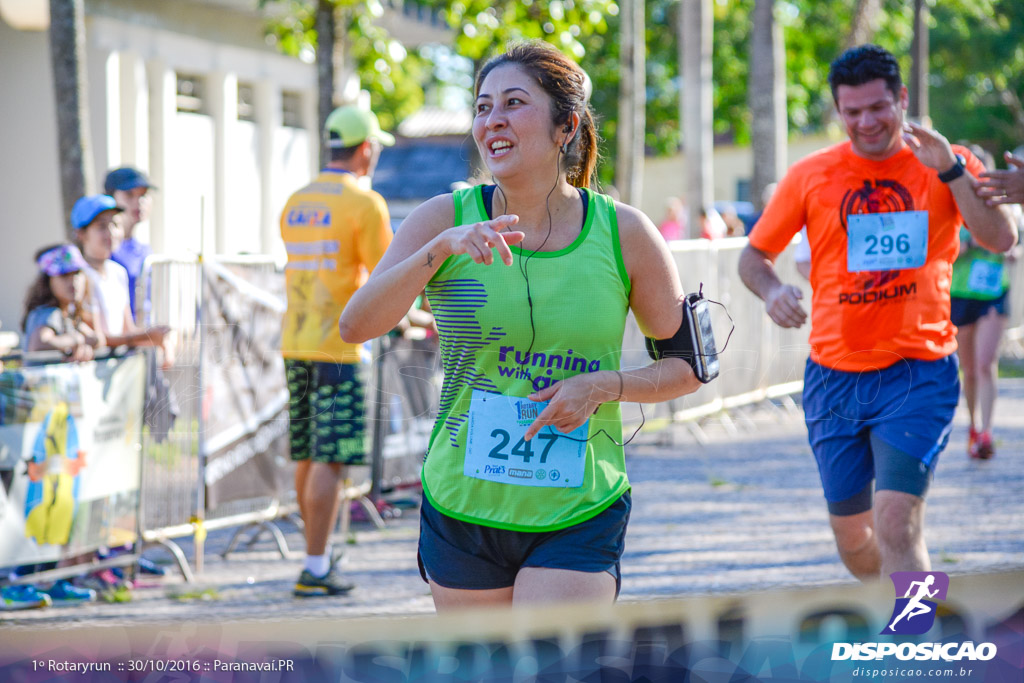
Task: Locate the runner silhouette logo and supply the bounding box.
[882,571,949,635]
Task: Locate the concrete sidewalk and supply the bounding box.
[3,379,1023,627]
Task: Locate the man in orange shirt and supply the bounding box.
[280,105,394,596]
[739,45,1016,580]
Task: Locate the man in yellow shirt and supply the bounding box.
[280,105,394,596]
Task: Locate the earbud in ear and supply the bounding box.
[563,123,572,133]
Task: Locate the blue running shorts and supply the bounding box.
[950,293,1007,327]
[803,355,959,514]
[417,492,631,594]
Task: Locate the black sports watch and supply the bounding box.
[938,153,966,183]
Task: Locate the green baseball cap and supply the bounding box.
[325,105,395,148]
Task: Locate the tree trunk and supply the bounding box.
[315,0,336,168]
[844,0,881,49]
[822,0,880,127]
[748,0,786,212]
[908,0,929,123]
[49,0,94,240]
[615,0,645,205]
[680,0,713,238]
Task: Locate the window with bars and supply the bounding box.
[238,83,256,121]
[176,73,205,113]
[282,91,304,128]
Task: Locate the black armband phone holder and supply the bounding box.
[645,287,720,384]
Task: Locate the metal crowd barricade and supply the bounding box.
[199,255,299,562]
[135,255,203,579]
[367,332,439,498]
[134,254,394,579]
[137,254,302,577]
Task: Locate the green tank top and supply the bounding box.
[950,227,1009,300]
[422,186,632,531]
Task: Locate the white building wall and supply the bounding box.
[0,15,64,339]
[167,112,217,257]
[226,120,263,256]
[0,7,316,342]
[87,14,317,260]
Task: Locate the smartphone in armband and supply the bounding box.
[684,291,719,384]
[644,285,724,383]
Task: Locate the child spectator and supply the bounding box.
[74,194,173,592]
[7,243,102,607]
[72,195,170,353]
[21,244,103,362]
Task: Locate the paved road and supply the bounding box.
[4,380,1023,627]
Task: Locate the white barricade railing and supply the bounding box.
[1003,257,1024,354]
[620,238,811,429]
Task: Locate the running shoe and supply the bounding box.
[1,584,52,611]
[45,579,97,604]
[138,557,167,575]
[293,567,355,597]
[967,426,980,456]
[77,571,133,603]
[970,432,994,460]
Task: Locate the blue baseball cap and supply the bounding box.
[71,194,122,230]
[104,166,155,194]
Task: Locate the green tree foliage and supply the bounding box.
[422,0,620,182]
[775,0,914,134]
[928,0,1024,158]
[261,0,428,131]
[261,0,1022,171]
[583,0,908,172]
[436,0,618,63]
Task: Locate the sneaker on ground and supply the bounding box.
[138,557,167,576]
[293,567,355,597]
[105,584,133,603]
[45,579,97,604]
[967,426,979,456]
[970,432,995,460]
[77,572,133,603]
[1,584,52,611]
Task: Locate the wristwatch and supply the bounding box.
[938,154,966,183]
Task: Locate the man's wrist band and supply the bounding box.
[939,154,966,183]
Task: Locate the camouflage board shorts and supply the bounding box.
[284,359,366,465]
